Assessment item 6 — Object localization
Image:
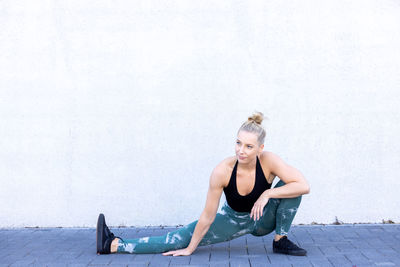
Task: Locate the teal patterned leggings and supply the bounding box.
[117,180,301,254]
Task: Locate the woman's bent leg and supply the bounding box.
[117,202,254,254]
[251,180,302,236]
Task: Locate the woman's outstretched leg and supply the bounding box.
[116,202,255,254]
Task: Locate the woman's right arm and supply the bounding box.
[186,164,225,253]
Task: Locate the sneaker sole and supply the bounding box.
[96,213,105,254]
[273,248,307,256]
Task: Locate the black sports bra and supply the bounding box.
[223,156,272,212]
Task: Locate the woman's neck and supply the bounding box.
[237,157,257,171]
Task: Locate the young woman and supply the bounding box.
[97,111,310,256]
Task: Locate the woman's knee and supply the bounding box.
[272,179,302,206]
[278,194,302,209]
[273,179,285,188]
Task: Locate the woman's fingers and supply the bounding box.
[163,249,187,257]
[251,197,268,221]
[253,207,257,220]
[162,251,175,256]
[251,204,263,221]
[251,206,257,221]
[163,251,178,256]
[256,206,260,220]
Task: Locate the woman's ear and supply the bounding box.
[259,144,264,153]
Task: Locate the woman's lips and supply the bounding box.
[239,156,247,160]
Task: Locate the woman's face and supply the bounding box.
[235,130,264,163]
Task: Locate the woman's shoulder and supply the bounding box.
[260,150,279,163]
[220,156,237,169]
[259,151,280,182]
[210,156,237,187]
[213,156,236,173]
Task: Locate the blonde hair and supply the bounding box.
[237,111,267,145]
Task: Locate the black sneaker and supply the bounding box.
[273,236,307,256]
[96,213,123,254]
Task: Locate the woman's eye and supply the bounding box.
[247,146,252,149]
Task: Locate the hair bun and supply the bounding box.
[248,111,264,125]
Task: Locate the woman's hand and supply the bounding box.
[250,193,270,221]
[162,247,194,257]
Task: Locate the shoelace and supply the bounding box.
[105,224,125,242]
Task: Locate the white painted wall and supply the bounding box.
[1,0,399,227]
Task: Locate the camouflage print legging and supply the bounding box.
[117,180,301,254]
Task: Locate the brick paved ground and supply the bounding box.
[1,224,399,267]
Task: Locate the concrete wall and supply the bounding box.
[1,0,399,227]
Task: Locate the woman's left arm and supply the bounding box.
[264,152,310,198]
[251,152,310,221]
[250,152,310,220]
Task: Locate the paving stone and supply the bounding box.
[9,260,35,267]
[360,248,385,260]
[350,240,373,249]
[109,254,136,264]
[373,262,396,266]
[257,263,287,267]
[230,236,247,246]
[340,231,360,240]
[89,254,112,265]
[303,246,324,258]
[229,246,247,256]
[291,262,313,267]
[287,255,313,263]
[344,253,373,265]
[209,250,229,262]
[366,238,389,248]
[246,235,264,243]
[383,256,400,265]
[169,255,190,265]
[189,251,210,264]
[247,244,266,255]
[230,258,250,267]
[210,262,229,267]
[318,246,342,255]
[309,259,334,267]
[211,242,228,249]
[326,255,352,267]
[267,253,292,265]
[249,257,273,266]
[39,264,69,267]
[148,254,170,266]
[377,247,398,257]
[126,264,148,267]
[337,241,358,251]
